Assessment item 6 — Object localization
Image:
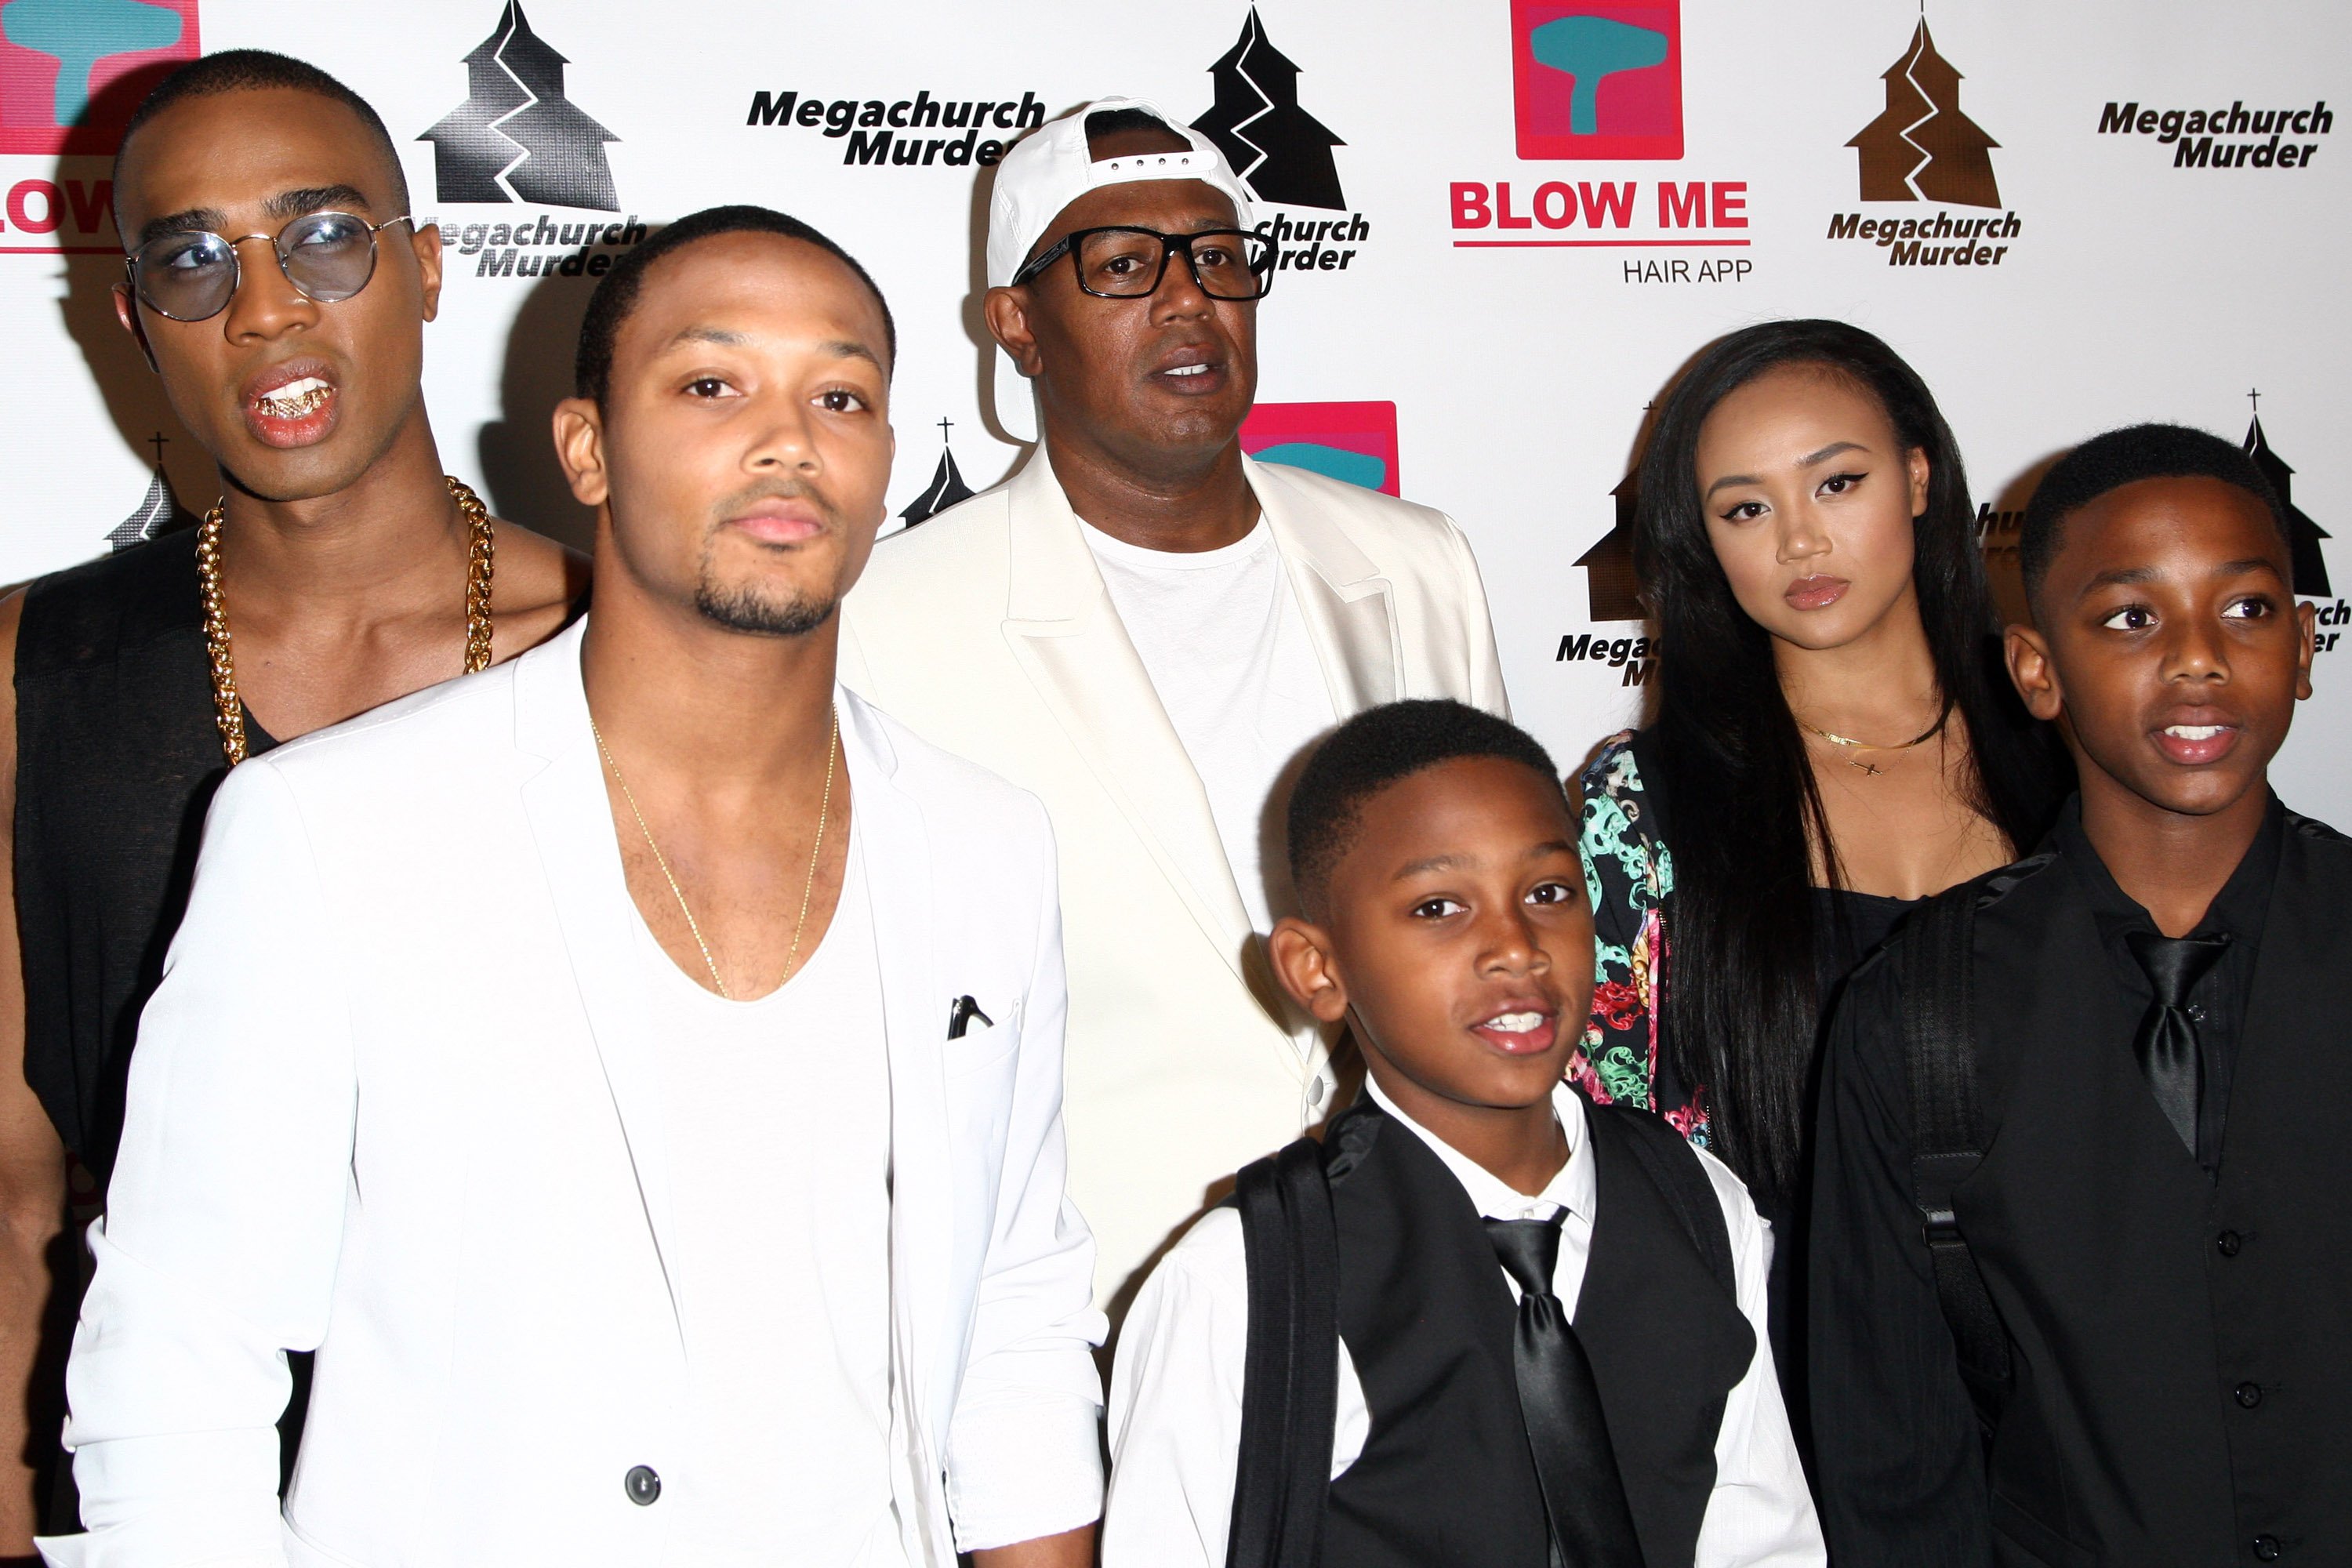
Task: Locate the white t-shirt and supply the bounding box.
[643,836,908,1566]
[1081,518,1338,932]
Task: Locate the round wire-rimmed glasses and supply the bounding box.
[1013,225,1274,301]
[124,211,416,323]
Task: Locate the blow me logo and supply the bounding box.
[421,2,619,210]
[1238,402,1399,497]
[1511,0,1682,161]
[0,0,198,154]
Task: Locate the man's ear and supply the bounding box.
[552,397,609,509]
[981,285,1044,377]
[411,221,445,323]
[1269,916,1349,1025]
[113,283,158,373]
[2005,622,2064,722]
[2296,597,2318,702]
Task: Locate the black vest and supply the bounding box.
[1319,1094,1755,1567]
[1961,818,2352,1565]
[13,531,278,1178]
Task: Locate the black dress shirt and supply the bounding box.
[1807,793,2352,1567]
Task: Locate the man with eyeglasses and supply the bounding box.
[841,100,1509,1314]
[0,49,583,1545]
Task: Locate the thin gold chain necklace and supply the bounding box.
[1796,700,1951,776]
[197,474,495,768]
[590,711,840,1000]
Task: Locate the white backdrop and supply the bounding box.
[4,0,2347,812]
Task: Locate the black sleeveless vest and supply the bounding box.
[14,531,278,1179]
[1320,1095,1757,1567]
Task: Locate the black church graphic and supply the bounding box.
[898,421,977,530]
[419,2,619,211]
[2244,412,2332,597]
[106,434,187,553]
[1192,7,1347,211]
[1848,19,2001,208]
[1575,470,1647,622]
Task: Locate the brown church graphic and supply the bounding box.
[1848,20,2001,208]
[1575,471,1647,622]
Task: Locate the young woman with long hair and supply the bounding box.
[1576,318,2069,1414]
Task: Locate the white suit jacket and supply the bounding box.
[46,619,1105,1568]
[840,452,1508,1305]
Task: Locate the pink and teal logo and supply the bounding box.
[0,0,199,154]
[1240,401,1399,497]
[1512,0,1682,161]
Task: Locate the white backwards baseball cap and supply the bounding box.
[985,96,1256,442]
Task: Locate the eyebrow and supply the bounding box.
[136,184,374,249]
[1702,441,1871,500]
[2076,557,2283,599]
[663,325,884,371]
[1390,839,1578,880]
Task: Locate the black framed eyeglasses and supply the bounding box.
[124,211,416,323]
[1012,225,1274,301]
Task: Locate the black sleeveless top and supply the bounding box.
[1321,1094,1758,1567]
[15,530,280,1181]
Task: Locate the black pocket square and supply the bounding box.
[947,995,993,1040]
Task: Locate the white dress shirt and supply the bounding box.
[1102,1080,1824,1568]
[1080,517,1337,935]
[649,839,909,1566]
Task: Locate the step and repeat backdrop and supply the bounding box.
[3,0,2347,809]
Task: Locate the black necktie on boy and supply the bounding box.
[1487,1213,1646,1568]
[2125,930,2230,1156]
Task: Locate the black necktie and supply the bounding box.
[1486,1214,1646,1568]
[2124,931,2230,1155]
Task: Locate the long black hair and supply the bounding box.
[1633,318,2065,1204]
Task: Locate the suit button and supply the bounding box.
[2252,1535,2281,1561]
[2235,1381,2263,1409]
[2218,1229,2243,1257]
[625,1465,662,1505]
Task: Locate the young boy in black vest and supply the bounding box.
[1809,423,2350,1566]
[1102,699,1822,1567]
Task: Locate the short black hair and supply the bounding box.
[2020,423,2290,604]
[1083,107,1187,151]
[114,51,409,226]
[1287,699,1566,916]
[574,204,896,405]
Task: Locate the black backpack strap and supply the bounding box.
[1898,884,2013,1436]
[1588,1094,1736,1299]
[1227,1135,1340,1568]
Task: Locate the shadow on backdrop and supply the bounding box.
[48,70,206,566]
[477,261,603,552]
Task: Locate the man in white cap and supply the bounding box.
[841,100,1508,1313]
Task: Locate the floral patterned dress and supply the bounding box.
[1574,730,1712,1146]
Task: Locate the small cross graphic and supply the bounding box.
[937,417,953,444]
[1853,757,1882,776]
[147,430,169,468]
[2249,388,2262,414]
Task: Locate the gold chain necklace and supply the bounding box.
[197,474,495,768]
[1796,701,1951,776]
[590,711,840,1000]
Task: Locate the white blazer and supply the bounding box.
[840,452,1508,1305]
[45,619,1105,1568]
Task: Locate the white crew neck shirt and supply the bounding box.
[640,833,908,1566]
[1080,517,1338,932]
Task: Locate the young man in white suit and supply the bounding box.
[46,207,1102,1568]
[841,101,1509,1312]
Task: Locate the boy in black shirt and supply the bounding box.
[1809,423,2346,1566]
[1104,699,1819,1567]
